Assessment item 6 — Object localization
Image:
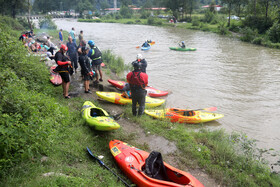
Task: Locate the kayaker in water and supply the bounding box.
[179,41,186,48]
[132,54,147,73]
[88,40,103,85]
[142,41,150,48]
[54,44,72,99]
[127,62,148,116]
[78,46,93,94]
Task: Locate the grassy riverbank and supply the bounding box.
[1,16,280,186]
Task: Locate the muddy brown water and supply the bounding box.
[53,19,280,170]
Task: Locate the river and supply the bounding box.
[54,19,280,169]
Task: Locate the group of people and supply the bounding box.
[19,30,57,59]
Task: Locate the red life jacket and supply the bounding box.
[128,71,145,89]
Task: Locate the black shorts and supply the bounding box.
[83,74,91,81]
[59,71,70,83]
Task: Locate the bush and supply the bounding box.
[0,16,24,31]
[192,17,200,26]
[267,22,280,43]
[16,17,35,30]
[240,27,258,42]
[242,15,273,34]
[38,16,57,30]
[102,50,128,75]
[203,11,216,23]
[252,37,264,45]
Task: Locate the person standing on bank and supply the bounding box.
[133,54,147,73]
[87,40,103,84]
[79,47,92,93]
[66,36,78,73]
[54,44,72,99]
[127,62,148,116]
[69,27,76,44]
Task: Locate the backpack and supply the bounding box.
[144,151,170,181]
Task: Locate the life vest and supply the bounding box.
[128,71,145,90]
[89,46,102,60]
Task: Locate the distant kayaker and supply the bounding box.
[132,54,147,73]
[142,41,150,48]
[127,62,148,116]
[88,40,103,84]
[54,44,72,99]
[179,41,186,48]
[78,47,93,94]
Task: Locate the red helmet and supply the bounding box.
[60,44,68,51]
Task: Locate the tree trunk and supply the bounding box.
[228,3,231,27]
[254,0,257,16]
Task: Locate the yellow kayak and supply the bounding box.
[96,91,165,108]
[81,101,120,131]
[144,108,224,124]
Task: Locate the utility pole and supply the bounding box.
[114,0,117,12]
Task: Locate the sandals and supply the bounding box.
[99,78,103,82]
[64,95,71,99]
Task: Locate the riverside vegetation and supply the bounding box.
[1,16,280,186]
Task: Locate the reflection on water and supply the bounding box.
[55,19,280,167]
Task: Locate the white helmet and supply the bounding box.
[136,54,142,60]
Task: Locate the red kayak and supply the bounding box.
[109,140,204,187]
[50,65,62,86]
[108,79,168,97]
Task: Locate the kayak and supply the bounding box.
[148,41,155,45]
[141,45,151,51]
[96,91,165,107]
[81,101,120,131]
[109,139,204,187]
[169,47,196,51]
[107,79,169,97]
[144,108,224,124]
[49,65,62,86]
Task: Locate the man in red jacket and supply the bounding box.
[54,44,72,99]
[127,62,148,116]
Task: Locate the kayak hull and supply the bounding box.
[141,45,151,51]
[81,101,120,131]
[108,79,168,97]
[169,47,196,51]
[145,108,224,124]
[96,91,165,107]
[109,139,204,187]
[50,65,62,86]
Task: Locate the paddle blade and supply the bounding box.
[136,46,140,48]
[203,107,217,111]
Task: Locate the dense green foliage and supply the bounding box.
[102,50,129,75]
[0,16,70,176]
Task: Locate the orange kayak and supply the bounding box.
[109,140,204,187]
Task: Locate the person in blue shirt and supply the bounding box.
[142,41,150,48]
[69,27,76,44]
[66,36,78,73]
[59,29,63,44]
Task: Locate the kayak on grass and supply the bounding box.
[109,139,204,187]
[49,65,62,86]
[169,47,196,51]
[81,101,120,131]
[96,91,165,107]
[107,79,169,97]
[144,108,224,124]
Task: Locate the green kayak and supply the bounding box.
[169,47,196,51]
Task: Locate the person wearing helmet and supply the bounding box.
[179,41,186,48]
[142,40,150,48]
[87,40,103,84]
[132,54,147,73]
[66,36,78,73]
[126,62,148,116]
[54,44,72,99]
[78,46,93,94]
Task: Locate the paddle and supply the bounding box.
[136,41,155,48]
[87,147,131,187]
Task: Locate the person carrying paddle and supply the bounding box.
[54,44,72,99]
[127,62,148,116]
[88,40,103,84]
[79,47,93,94]
[132,54,147,73]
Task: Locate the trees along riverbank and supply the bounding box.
[1,15,280,186]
